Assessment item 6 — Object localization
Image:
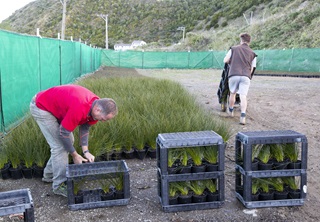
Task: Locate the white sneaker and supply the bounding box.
[227,108,234,117]
[240,117,246,125]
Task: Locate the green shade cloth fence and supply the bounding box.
[0,30,101,133]
[101,48,320,72]
[1,28,319,133]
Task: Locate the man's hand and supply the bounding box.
[71,151,88,164]
[84,152,95,163]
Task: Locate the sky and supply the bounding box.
[0,0,36,22]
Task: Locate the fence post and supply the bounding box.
[166,51,168,69]
[188,50,190,69]
[142,50,144,69]
[262,49,265,71]
[0,70,4,133]
[289,48,294,72]
[59,42,62,85]
[37,37,41,90]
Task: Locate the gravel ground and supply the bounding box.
[1,67,319,222]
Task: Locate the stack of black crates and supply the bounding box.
[157,131,225,212]
[66,160,130,211]
[0,189,34,222]
[235,130,307,208]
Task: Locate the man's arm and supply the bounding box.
[79,123,95,162]
[223,49,232,64]
[59,125,88,164]
[251,57,257,74]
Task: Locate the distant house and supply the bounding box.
[114,40,146,51]
[131,40,147,48]
[114,43,132,51]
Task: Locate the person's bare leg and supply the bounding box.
[239,94,247,124]
[229,93,236,109]
[239,94,247,114]
[228,93,236,117]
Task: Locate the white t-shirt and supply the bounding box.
[225,49,257,68]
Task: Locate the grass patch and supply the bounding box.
[2,68,230,163]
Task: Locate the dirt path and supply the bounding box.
[1,67,319,222]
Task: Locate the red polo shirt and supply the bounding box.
[35,84,99,131]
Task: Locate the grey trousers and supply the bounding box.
[30,99,74,190]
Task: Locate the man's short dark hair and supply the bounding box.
[240,33,251,43]
[96,98,118,116]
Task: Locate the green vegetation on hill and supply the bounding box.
[0,0,319,51]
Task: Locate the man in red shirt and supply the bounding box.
[30,84,118,197]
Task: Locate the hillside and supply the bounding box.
[0,0,319,51]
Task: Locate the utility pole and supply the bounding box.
[97,14,109,49]
[60,0,67,40]
[243,13,249,25]
[177,26,185,42]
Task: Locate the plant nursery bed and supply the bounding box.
[1,68,320,221]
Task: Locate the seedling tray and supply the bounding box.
[66,160,130,211]
[66,160,129,179]
[68,189,130,211]
[160,200,224,213]
[235,130,308,171]
[157,169,225,212]
[157,130,224,148]
[236,165,306,177]
[235,192,305,209]
[235,168,307,206]
[156,131,225,174]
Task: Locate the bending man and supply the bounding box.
[30,84,118,197]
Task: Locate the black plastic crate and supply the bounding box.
[236,165,306,177]
[156,131,225,174]
[158,168,224,181]
[235,192,305,209]
[0,189,34,222]
[235,168,307,208]
[161,199,224,213]
[157,168,225,212]
[66,160,130,211]
[235,130,307,171]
